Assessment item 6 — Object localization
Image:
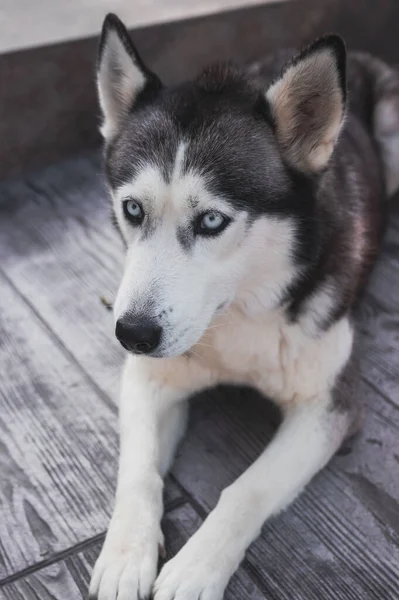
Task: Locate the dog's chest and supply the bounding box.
[195,308,353,404]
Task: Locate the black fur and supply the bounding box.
[101,30,388,333]
[98,13,162,98]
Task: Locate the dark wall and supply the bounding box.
[1,0,398,179]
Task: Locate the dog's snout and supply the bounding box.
[115,316,162,354]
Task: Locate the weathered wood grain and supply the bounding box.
[0,272,183,580]
[0,503,265,600]
[0,272,118,579]
[356,202,399,409]
[0,155,124,401]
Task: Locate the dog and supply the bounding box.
[89,13,399,600]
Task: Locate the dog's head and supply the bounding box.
[97,14,346,357]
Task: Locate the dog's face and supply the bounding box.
[97,15,346,357]
[109,119,295,357]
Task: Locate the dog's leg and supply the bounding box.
[153,396,350,600]
[89,357,191,600]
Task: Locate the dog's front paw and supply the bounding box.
[88,525,163,600]
[153,541,231,600]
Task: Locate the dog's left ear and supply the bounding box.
[97,13,162,140]
[266,35,346,173]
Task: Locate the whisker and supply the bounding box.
[206,321,234,330]
[188,349,202,360]
[195,341,213,348]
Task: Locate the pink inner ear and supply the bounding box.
[297,93,323,119]
[265,45,345,173]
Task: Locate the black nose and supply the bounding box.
[115,316,162,354]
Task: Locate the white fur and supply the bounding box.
[90,204,353,598]
[154,397,348,600]
[112,149,298,357]
[90,152,353,600]
[89,361,189,600]
[149,312,351,600]
[90,305,352,599]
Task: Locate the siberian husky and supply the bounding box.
[89,13,399,600]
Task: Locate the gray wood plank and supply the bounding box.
[356,203,399,408]
[0,503,265,600]
[0,271,118,579]
[0,155,124,401]
[0,272,183,580]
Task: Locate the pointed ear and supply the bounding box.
[266,35,346,173]
[97,14,162,140]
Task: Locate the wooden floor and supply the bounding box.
[0,153,399,599]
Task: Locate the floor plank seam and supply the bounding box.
[361,374,399,412]
[241,560,279,599]
[169,474,208,520]
[0,497,188,587]
[0,533,106,588]
[164,495,192,515]
[0,266,118,416]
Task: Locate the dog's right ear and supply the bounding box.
[97,14,162,140]
[266,35,346,173]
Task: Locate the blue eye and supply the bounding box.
[196,211,230,236]
[123,199,144,224]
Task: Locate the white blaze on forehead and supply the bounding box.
[172,141,187,184]
[114,140,232,218]
[168,140,221,213]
